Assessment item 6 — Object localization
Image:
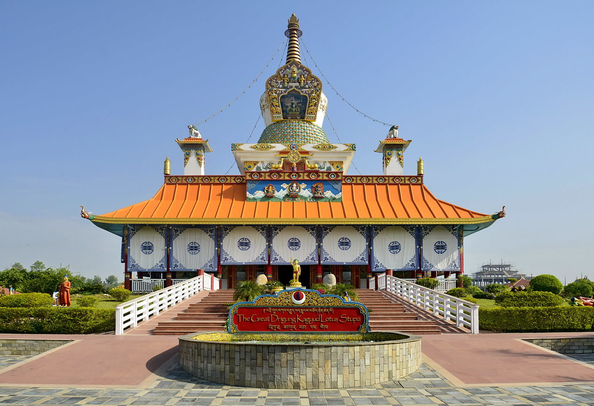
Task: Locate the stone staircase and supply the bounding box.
[152,290,234,335]
[152,289,465,335]
[355,289,443,335]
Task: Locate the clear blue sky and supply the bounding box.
[1,1,593,284]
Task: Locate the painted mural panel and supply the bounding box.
[246,179,341,202]
[421,225,460,272]
[128,226,167,271]
[171,227,216,271]
[270,225,318,265]
[321,226,368,265]
[221,226,268,265]
[372,226,418,271]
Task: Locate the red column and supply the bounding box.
[386,269,393,277]
[316,264,323,284]
[197,269,205,277]
[430,271,437,278]
[124,272,131,291]
[165,271,172,287]
[266,264,273,281]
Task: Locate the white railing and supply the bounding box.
[372,274,479,334]
[115,275,220,335]
[397,278,456,293]
[131,279,165,293]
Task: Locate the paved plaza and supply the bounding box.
[1,335,594,405]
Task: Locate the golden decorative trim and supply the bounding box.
[249,144,274,151]
[165,175,246,184]
[311,144,338,151]
[91,216,497,226]
[245,171,342,181]
[329,161,343,171]
[343,176,423,184]
[243,161,260,172]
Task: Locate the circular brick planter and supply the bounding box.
[179,332,421,389]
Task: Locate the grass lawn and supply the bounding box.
[71,294,146,309]
[476,298,497,308]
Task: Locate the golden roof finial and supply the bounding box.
[417,157,424,176]
[285,14,302,64]
[164,157,171,175]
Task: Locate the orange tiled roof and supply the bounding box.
[90,182,495,227]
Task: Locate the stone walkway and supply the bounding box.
[1,354,594,405]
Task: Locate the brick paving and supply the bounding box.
[2,354,594,405]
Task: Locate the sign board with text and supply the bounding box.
[228,289,369,334]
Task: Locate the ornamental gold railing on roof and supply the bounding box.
[164,174,423,185]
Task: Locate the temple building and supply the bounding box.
[83,15,505,292]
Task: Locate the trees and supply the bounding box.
[529,274,563,295]
[104,275,120,290]
[0,266,29,291]
[563,279,594,298]
[458,275,473,289]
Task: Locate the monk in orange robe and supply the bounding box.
[59,276,71,307]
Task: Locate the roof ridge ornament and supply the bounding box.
[285,14,302,64]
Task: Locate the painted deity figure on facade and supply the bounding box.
[312,182,324,198]
[264,184,276,198]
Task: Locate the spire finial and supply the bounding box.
[285,14,302,64]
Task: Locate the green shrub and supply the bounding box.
[310,283,328,293]
[76,296,99,308]
[446,288,467,298]
[530,274,563,294]
[485,284,509,294]
[495,291,564,308]
[329,283,358,301]
[234,281,264,302]
[563,279,594,298]
[458,275,473,289]
[0,293,53,308]
[263,280,284,293]
[416,278,439,289]
[479,307,594,332]
[0,307,115,334]
[473,291,495,299]
[109,287,132,302]
[465,286,483,296]
[462,296,478,304]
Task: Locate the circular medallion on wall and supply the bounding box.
[388,241,401,255]
[237,238,251,251]
[141,241,154,255]
[337,237,352,251]
[187,242,201,255]
[287,237,301,251]
[434,241,447,254]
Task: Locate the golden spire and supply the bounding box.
[164,157,171,175]
[285,14,302,64]
[417,157,424,176]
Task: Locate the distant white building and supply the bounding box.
[472,263,528,287]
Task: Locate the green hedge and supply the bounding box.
[479,306,594,332]
[494,291,565,308]
[0,293,53,308]
[0,307,115,334]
